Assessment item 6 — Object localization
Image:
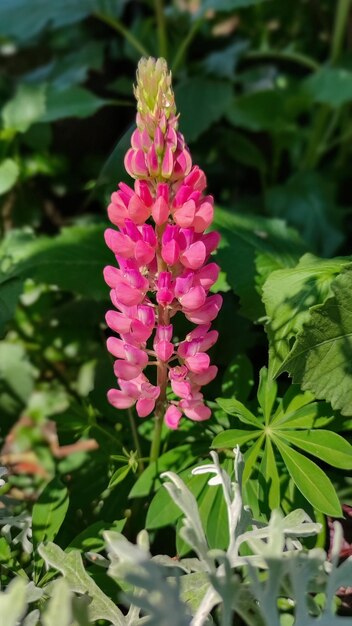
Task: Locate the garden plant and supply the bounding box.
[1,0,352,624]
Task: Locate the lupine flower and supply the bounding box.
[104,57,222,429]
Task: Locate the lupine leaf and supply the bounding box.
[273,438,342,516]
[259,438,281,511]
[281,429,352,469]
[212,429,261,448]
[216,397,260,427]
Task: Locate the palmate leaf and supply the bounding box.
[259,438,281,511]
[279,266,352,416]
[281,430,352,469]
[273,438,342,517]
[263,254,350,376]
[216,397,260,427]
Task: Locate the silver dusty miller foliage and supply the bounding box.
[1,449,352,626]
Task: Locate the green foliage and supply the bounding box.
[279,267,352,416]
[214,368,350,516]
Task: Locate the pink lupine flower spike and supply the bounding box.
[104,57,222,446]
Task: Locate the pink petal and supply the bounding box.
[180,241,206,270]
[104,229,135,257]
[134,240,155,265]
[115,283,144,306]
[103,266,121,289]
[193,201,214,233]
[106,337,125,358]
[190,365,218,386]
[183,403,211,422]
[173,200,196,228]
[114,360,143,381]
[107,202,128,228]
[164,405,183,430]
[196,263,220,290]
[152,196,169,225]
[171,380,192,398]
[179,286,206,311]
[162,240,180,265]
[130,319,154,342]
[105,310,132,334]
[107,389,136,409]
[185,353,210,374]
[161,146,174,179]
[124,344,148,368]
[154,340,174,361]
[136,397,156,418]
[128,194,150,225]
[184,294,223,324]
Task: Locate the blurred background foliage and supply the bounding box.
[1,0,352,573]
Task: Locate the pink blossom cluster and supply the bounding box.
[104,58,222,430]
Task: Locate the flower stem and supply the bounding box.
[94,12,149,57]
[154,0,168,59]
[172,16,203,72]
[128,407,145,473]
[331,0,351,64]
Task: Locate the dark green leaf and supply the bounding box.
[274,438,342,516]
[203,41,248,80]
[266,172,343,256]
[176,78,233,142]
[221,353,254,401]
[279,266,352,416]
[202,0,269,12]
[129,444,202,499]
[1,224,112,300]
[304,67,352,107]
[0,0,123,41]
[40,86,110,122]
[214,206,306,320]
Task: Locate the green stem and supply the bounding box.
[154,0,168,59]
[172,16,204,72]
[301,105,331,170]
[245,49,320,72]
[128,407,145,473]
[150,412,164,464]
[94,12,149,57]
[331,0,351,64]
